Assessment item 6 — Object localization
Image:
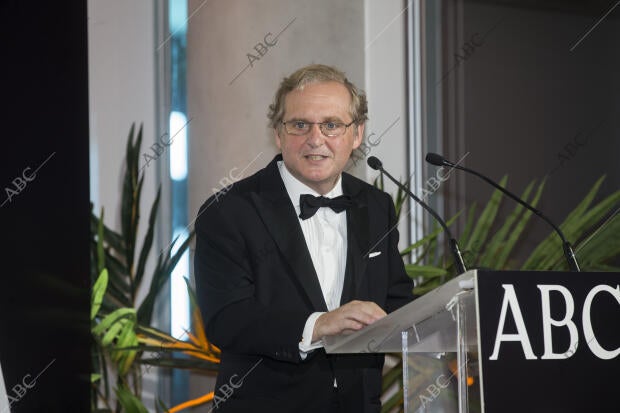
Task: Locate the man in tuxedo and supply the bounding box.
[194,64,414,413]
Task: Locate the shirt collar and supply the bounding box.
[277,161,343,210]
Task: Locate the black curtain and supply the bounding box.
[0,1,91,412]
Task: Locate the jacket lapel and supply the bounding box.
[341,174,370,304]
[250,156,328,312]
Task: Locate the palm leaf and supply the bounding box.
[136,322,220,364]
[94,250,131,310]
[464,175,507,253]
[550,199,620,271]
[572,191,620,235]
[96,208,106,274]
[135,187,161,290]
[374,174,385,192]
[135,340,220,365]
[168,391,214,413]
[426,220,440,268]
[137,231,195,325]
[399,213,460,257]
[91,269,108,320]
[479,179,536,268]
[404,264,448,279]
[413,277,445,296]
[381,389,403,413]
[393,177,411,221]
[458,202,477,246]
[91,210,125,255]
[381,360,402,392]
[121,124,137,277]
[573,205,620,269]
[523,176,608,270]
[156,399,172,413]
[561,176,606,229]
[184,278,220,356]
[138,356,219,371]
[116,385,149,413]
[495,178,545,269]
[121,123,143,297]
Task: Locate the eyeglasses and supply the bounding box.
[281,120,356,137]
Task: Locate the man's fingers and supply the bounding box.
[344,310,382,326]
[340,301,386,324]
[313,301,387,340]
[337,318,365,332]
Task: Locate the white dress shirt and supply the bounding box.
[277,161,348,355]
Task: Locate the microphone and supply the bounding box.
[367,156,467,274]
[425,153,580,272]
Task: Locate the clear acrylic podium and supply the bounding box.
[324,271,480,413]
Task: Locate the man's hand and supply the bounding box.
[312,300,386,342]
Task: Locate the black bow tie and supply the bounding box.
[298,194,356,220]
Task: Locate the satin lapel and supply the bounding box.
[249,157,328,312]
[341,174,370,304]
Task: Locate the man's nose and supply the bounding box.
[306,124,325,147]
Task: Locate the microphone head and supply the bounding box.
[425,152,447,166]
[367,156,383,170]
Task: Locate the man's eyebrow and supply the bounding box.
[285,116,348,123]
[321,116,345,123]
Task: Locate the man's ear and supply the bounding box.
[352,122,365,149]
[274,127,282,150]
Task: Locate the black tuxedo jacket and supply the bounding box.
[194,155,414,413]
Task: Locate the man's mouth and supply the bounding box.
[305,155,329,161]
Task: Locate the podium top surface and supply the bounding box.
[324,270,477,354]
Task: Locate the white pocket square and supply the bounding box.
[368,251,382,258]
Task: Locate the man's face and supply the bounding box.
[275,81,363,195]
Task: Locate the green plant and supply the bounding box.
[379,175,620,412]
[90,124,219,413]
[91,269,220,413]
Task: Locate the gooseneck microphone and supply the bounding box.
[367,156,467,274]
[425,152,580,272]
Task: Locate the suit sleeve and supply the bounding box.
[194,197,309,364]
